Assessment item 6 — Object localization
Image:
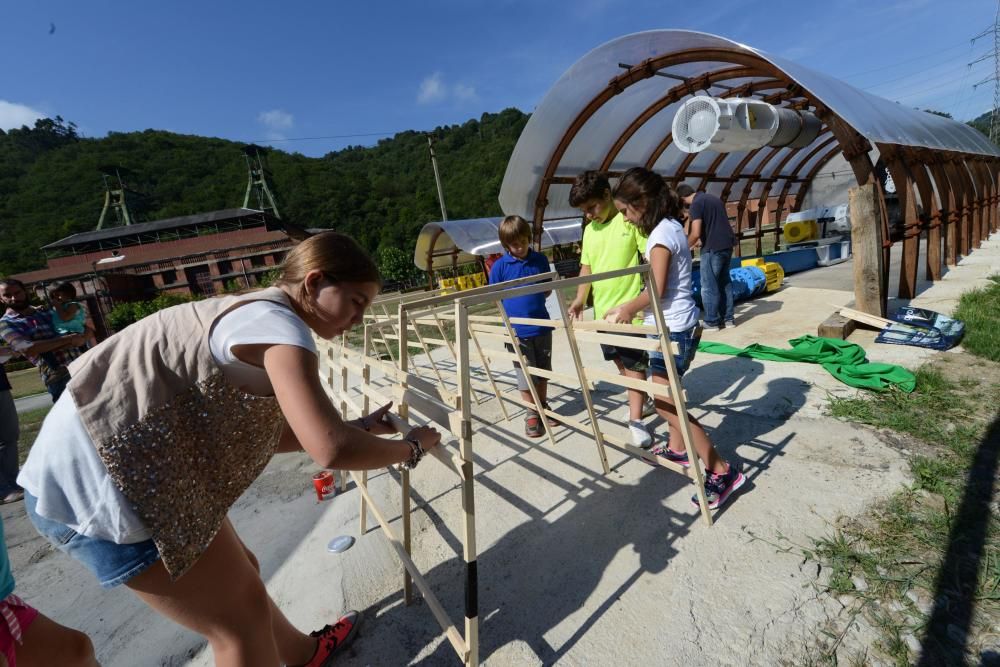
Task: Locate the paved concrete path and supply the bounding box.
[14,392,50,414]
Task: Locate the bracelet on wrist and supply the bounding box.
[401,436,425,470]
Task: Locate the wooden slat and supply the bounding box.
[384,413,465,480]
[570,320,659,334]
[508,317,564,328]
[348,471,469,661]
[584,368,679,401]
[469,323,511,337]
[600,432,698,479]
[394,387,455,433]
[573,329,677,353]
[480,348,519,363]
[418,337,450,347]
[507,365,583,388]
[470,330,511,345]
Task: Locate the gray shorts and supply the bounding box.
[505,333,553,391]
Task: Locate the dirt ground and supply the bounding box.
[2,233,997,666]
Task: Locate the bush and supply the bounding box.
[257,268,280,288]
[106,293,193,331]
[376,246,423,284]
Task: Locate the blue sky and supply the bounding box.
[1,0,996,157]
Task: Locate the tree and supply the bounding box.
[376,246,422,284]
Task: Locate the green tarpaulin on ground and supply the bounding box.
[698,335,916,392]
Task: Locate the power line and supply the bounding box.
[844,41,977,82]
[970,0,1000,141]
[248,131,396,144]
[859,52,987,91]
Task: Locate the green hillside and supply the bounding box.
[0,109,530,277]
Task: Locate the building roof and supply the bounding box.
[43,208,272,251]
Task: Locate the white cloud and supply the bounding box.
[417,72,478,105]
[417,72,447,105]
[0,100,45,130]
[256,109,294,141]
[453,83,478,103]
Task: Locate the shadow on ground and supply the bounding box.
[918,413,1000,667]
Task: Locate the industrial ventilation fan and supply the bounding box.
[672,97,822,154]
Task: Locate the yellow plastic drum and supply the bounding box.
[782,219,818,244]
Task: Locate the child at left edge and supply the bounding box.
[489,215,557,438]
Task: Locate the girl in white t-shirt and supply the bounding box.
[604,168,745,511]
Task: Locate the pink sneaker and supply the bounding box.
[301,610,360,666]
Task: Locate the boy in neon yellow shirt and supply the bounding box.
[568,171,653,447]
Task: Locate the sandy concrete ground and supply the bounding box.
[2,232,997,666]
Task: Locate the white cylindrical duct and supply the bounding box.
[672,97,821,154]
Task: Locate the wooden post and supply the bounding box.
[495,301,557,447]
[643,270,713,525]
[555,295,611,475]
[849,183,887,317]
[397,303,414,605]
[467,326,511,421]
[884,158,919,299]
[908,158,942,282]
[454,302,480,667]
[359,326,373,534]
[928,163,958,266]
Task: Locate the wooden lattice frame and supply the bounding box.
[319,265,714,666]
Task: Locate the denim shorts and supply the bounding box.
[24,492,161,589]
[647,325,702,378]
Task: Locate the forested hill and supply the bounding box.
[0,108,530,276]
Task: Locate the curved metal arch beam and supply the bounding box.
[531,46,838,243]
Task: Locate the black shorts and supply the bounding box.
[600,334,648,372]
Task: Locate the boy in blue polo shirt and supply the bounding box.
[489,215,555,438]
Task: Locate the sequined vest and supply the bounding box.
[67,288,291,579]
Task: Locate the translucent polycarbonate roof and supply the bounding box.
[500,30,999,220]
[413,217,582,270]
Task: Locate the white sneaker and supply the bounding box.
[622,397,656,421]
[629,420,653,448]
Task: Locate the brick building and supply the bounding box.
[12,208,294,336]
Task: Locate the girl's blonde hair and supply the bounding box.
[276,232,381,291]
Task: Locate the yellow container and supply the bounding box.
[782,219,818,244]
[763,261,784,292]
[739,257,783,292]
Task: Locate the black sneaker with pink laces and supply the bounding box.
[300,610,360,666]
